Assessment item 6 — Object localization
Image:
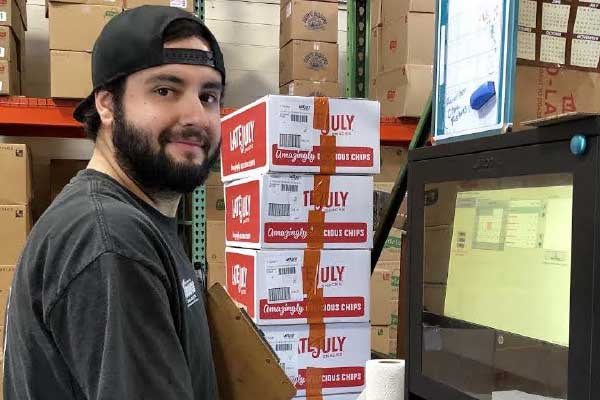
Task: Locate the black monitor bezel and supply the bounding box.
[406,119,600,400]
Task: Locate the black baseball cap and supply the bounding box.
[73,5,226,122]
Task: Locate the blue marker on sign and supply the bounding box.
[470,81,496,110]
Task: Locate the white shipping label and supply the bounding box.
[266,177,303,220]
[267,330,299,379]
[264,253,304,304]
[277,102,315,151]
[0,12,7,22]
[0,47,4,58]
[0,81,3,92]
[170,0,187,8]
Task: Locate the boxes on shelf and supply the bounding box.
[0,0,26,43]
[0,205,31,265]
[279,80,340,98]
[0,144,31,205]
[279,0,338,47]
[279,40,338,86]
[262,322,370,396]
[371,325,397,356]
[225,247,370,324]
[124,0,193,12]
[49,3,121,52]
[206,220,225,264]
[50,159,89,200]
[378,146,408,183]
[379,227,404,262]
[0,265,15,321]
[224,174,374,249]
[0,59,19,95]
[375,65,433,117]
[50,50,92,98]
[207,262,226,288]
[370,0,382,28]
[370,267,399,325]
[51,0,124,6]
[206,185,225,221]
[382,0,436,23]
[369,27,382,80]
[220,95,380,181]
[381,13,435,70]
[0,26,18,64]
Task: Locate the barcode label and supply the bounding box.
[291,113,308,123]
[279,134,301,148]
[0,12,6,22]
[0,47,5,58]
[268,203,290,217]
[269,287,292,302]
[280,183,298,192]
[278,267,296,275]
[276,343,294,352]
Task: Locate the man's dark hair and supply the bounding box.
[80,19,221,141]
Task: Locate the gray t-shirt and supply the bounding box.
[3,169,218,399]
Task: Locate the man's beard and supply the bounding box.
[111,103,220,195]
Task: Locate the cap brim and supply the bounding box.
[73,93,96,123]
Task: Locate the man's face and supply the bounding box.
[111,36,222,194]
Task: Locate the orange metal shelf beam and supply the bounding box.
[0,98,417,143]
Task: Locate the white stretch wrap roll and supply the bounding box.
[365,359,405,400]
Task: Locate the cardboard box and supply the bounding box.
[378,145,408,182]
[279,80,340,98]
[0,59,19,94]
[279,40,338,86]
[381,13,434,70]
[50,159,88,200]
[0,26,17,64]
[0,265,15,322]
[514,65,600,128]
[370,0,382,28]
[0,144,31,205]
[379,227,403,262]
[370,267,399,325]
[221,95,380,181]
[371,325,397,356]
[382,0,436,22]
[376,65,432,117]
[50,50,92,99]
[0,205,30,265]
[0,0,26,36]
[280,0,338,47]
[206,185,225,221]
[423,225,452,284]
[52,0,124,6]
[206,221,225,264]
[49,3,121,52]
[207,262,226,288]
[262,323,370,396]
[424,283,446,315]
[224,174,374,249]
[369,27,382,79]
[124,0,193,12]
[226,248,370,324]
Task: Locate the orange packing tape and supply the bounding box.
[306,367,325,399]
[313,97,337,175]
[307,176,331,249]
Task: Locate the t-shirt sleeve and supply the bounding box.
[47,252,194,400]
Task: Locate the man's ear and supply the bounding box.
[95,89,117,126]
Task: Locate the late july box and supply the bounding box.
[224,174,373,249]
[225,247,370,325]
[261,323,370,396]
[220,95,380,182]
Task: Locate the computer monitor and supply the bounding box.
[406,117,600,400]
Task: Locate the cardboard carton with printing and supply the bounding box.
[381,13,435,70]
[206,220,225,263]
[261,322,370,396]
[280,0,338,47]
[224,174,374,249]
[225,247,370,325]
[50,50,92,98]
[279,40,338,86]
[0,204,30,265]
[375,64,433,117]
[371,325,397,356]
[0,0,26,41]
[382,0,435,23]
[279,80,340,98]
[51,0,125,7]
[0,59,19,94]
[124,0,193,12]
[0,26,18,63]
[0,144,31,205]
[220,95,380,181]
[370,267,400,325]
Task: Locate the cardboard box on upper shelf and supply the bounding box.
[382,0,436,23]
[0,204,31,265]
[279,80,340,98]
[0,59,19,94]
[0,144,31,205]
[381,13,435,70]
[376,65,433,117]
[220,95,380,181]
[370,0,382,28]
[0,26,18,64]
[280,0,338,47]
[50,50,92,98]
[124,0,193,12]
[224,174,374,249]
[279,40,338,86]
[50,0,124,7]
[0,0,26,38]
[369,27,382,80]
[226,248,371,325]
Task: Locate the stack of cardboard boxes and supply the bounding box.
[48,0,193,98]
[369,0,435,117]
[205,161,226,287]
[0,144,32,345]
[0,0,26,95]
[220,95,380,398]
[279,0,339,98]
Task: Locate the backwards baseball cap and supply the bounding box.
[73,5,226,122]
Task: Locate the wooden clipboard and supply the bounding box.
[206,283,297,400]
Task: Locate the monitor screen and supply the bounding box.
[422,174,573,399]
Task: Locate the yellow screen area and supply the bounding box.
[443,185,573,347]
